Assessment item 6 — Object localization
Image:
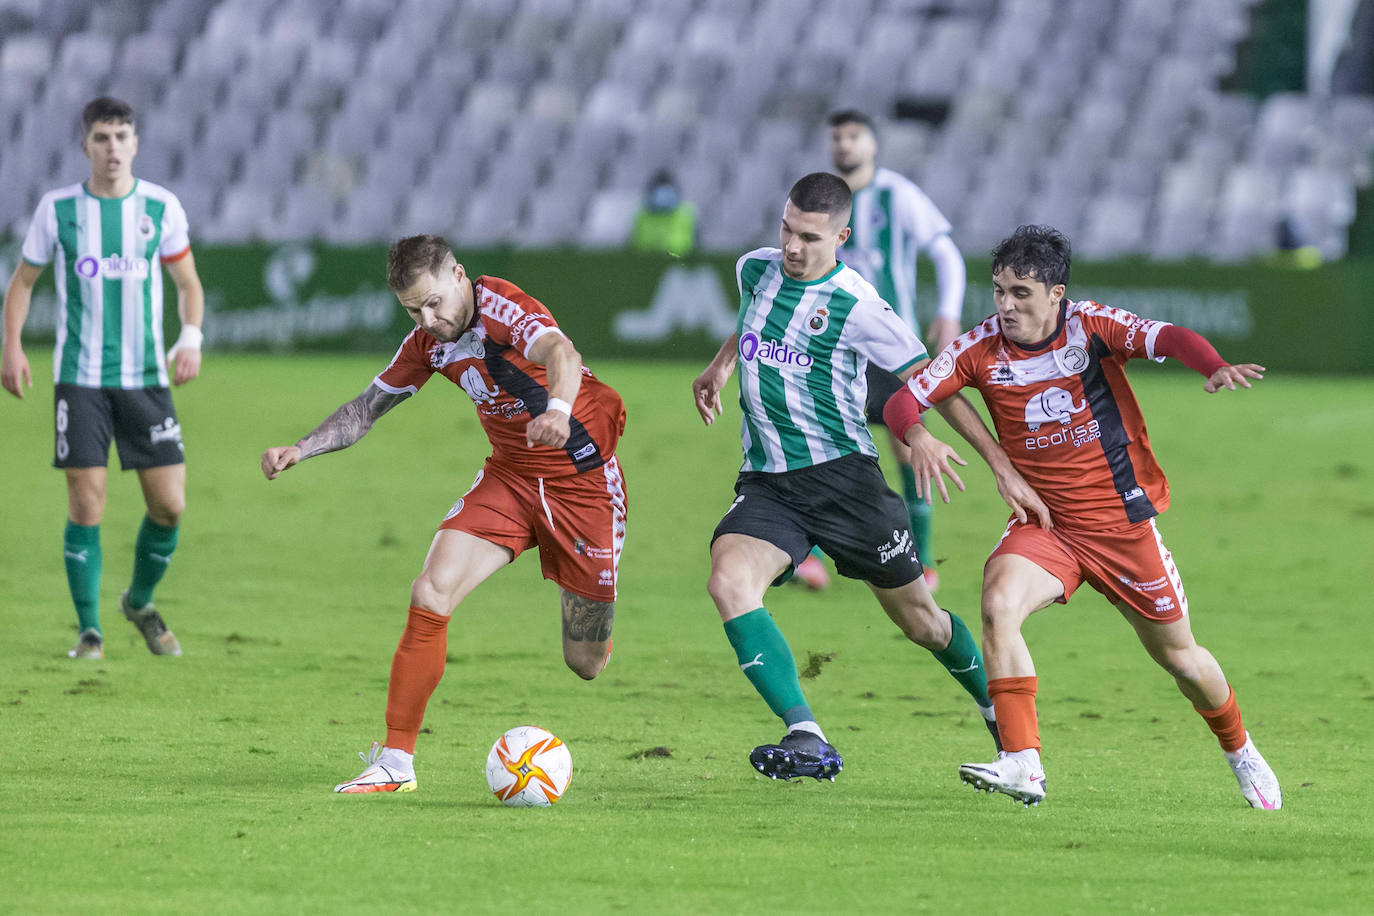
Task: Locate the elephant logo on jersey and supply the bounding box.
[458,366,500,404]
[1024,386,1087,431]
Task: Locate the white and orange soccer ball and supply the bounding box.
[485,726,572,807]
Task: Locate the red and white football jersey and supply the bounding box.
[911,299,1172,530]
[376,275,626,479]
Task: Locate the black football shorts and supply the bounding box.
[54,383,184,470]
[711,452,923,589]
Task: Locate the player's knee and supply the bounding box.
[706,567,755,616]
[147,495,184,527]
[409,574,452,615]
[979,585,1019,635]
[1156,646,1203,684]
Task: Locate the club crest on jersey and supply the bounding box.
[804,305,830,335]
[1054,345,1090,375]
[430,334,485,369]
[137,214,155,240]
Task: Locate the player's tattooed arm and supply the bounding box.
[296,383,411,459]
[560,590,614,642]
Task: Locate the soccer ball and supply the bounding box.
[485,725,573,807]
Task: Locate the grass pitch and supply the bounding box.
[2,354,1371,914]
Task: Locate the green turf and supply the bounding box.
[2,354,1371,914]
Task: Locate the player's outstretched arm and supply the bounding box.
[932,394,1052,528]
[1,261,43,399]
[692,333,739,426]
[1153,324,1265,394]
[260,383,411,479]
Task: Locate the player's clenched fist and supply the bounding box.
[525,411,570,449]
[261,445,301,480]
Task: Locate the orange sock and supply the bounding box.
[384,605,451,754]
[1195,685,1246,753]
[988,676,1040,752]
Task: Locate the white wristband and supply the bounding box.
[173,325,203,350]
[545,397,572,416]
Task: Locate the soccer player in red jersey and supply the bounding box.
[883,225,1280,809]
[260,235,627,793]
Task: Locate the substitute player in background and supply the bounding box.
[693,173,1049,782]
[821,109,967,592]
[261,235,627,794]
[885,225,1281,809]
[2,97,204,660]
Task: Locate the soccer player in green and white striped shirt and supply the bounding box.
[829,109,968,592]
[692,173,1047,782]
[2,97,206,660]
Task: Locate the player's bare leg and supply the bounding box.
[120,464,186,656]
[709,534,841,781]
[871,578,1000,749]
[887,429,938,590]
[560,590,613,680]
[959,555,1063,805]
[1120,606,1281,809]
[336,530,511,794]
[63,468,106,658]
[66,466,107,525]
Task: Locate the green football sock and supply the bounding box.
[899,464,933,565]
[128,516,179,610]
[930,610,991,708]
[63,521,102,634]
[723,607,812,726]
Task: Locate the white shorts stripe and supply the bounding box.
[602,455,627,600]
[1148,518,1188,617]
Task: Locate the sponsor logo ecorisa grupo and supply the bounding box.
[738,332,813,370]
[74,255,150,279]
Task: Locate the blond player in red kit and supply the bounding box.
[884,225,1280,809]
[261,235,627,793]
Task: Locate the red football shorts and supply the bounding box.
[438,456,627,602]
[988,516,1188,622]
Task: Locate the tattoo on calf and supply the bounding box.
[561,591,614,642]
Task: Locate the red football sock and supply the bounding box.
[1195,685,1246,753]
[989,676,1040,752]
[384,605,451,754]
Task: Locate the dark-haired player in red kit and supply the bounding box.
[260,235,627,793]
[884,224,1280,809]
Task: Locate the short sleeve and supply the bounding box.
[909,339,977,408]
[374,328,435,394]
[20,195,56,266]
[158,192,191,259]
[1079,301,1170,362]
[477,279,562,359]
[902,183,953,250]
[839,296,928,375]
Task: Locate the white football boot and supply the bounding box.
[1224,732,1281,810]
[334,742,417,794]
[958,749,1046,806]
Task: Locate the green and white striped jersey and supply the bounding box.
[839,167,952,330]
[734,248,927,473]
[21,179,191,389]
